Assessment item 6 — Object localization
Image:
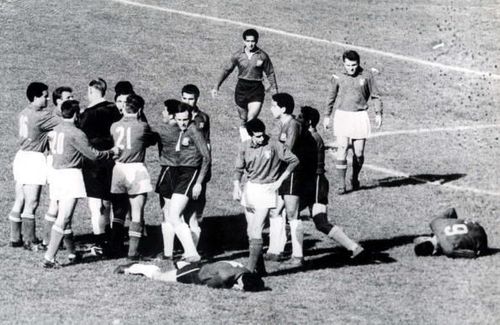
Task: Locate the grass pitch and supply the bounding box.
[0,0,499,324]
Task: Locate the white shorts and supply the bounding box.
[13,150,47,185]
[241,181,277,209]
[111,162,153,195]
[333,110,371,139]
[50,168,87,200]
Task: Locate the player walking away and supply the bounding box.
[414,208,488,258]
[211,28,278,142]
[109,94,158,260]
[266,93,306,267]
[323,50,383,194]
[42,86,74,249]
[79,78,122,255]
[233,119,299,275]
[114,260,265,292]
[9,82,60,250]
[42,100,119,268]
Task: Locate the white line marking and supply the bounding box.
[369,124,500,138]
[111,0,500,80]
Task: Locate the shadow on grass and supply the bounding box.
[356,173,466,192]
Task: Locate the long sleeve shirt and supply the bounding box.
[234,136,299,184]
[176,123,211,185]
[18,104,60,152]
[110,115,158,163]
[49,120,113,169]
[216,46,278,92]
[325,67,382,116]
[78,100,122,150]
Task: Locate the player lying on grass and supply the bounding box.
[114,260,266,292]
[414,207,488,258]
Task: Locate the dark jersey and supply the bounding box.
[177,261,249,289]
[157,122,180,167]
[192,108,210,144]
[78,100,121,150]
[18,104,60,152]
[300,129,326,176]
[278,116,307,172]
[110,116,158,163]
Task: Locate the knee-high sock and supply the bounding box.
[43,213,57,245]
[352,156,364,181]
[290,219,304,258]
[128,222,143,258]
[267,216,286,254]
[45,225,64,261]
[21,213,36,243]
[246,238,264,273]
[328,226,359,252]
[335,159,347,190]
[63,229,75,255]
[190,226,201,249]
[110,218,125,255]
[161,222,175,257]
[9,211,22,242]
[174,223,198,258]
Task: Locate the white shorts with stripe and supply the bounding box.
[333,110,371,139]
[111,162,153,195]
[13,150,47,185]
[50,168,87,200]
[241,181,278,209]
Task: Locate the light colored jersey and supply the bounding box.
[18,104,60,152]
[111,116,158,163]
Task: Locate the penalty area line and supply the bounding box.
[369,123,500,138]
[110,0,500,80]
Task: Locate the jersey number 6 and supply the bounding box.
[444,224,468,236]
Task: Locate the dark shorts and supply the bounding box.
[156,166,199,199]
[300,174,329,209]
[234,79,265,109]
[278,171,303,196]
[176,263,202,284]
[82,159,114,200]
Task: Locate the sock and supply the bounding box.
[190,225,201,248]
[110,218,125,255]
[328,226,358,252]
[45,225,64,261]
[174,223,199,258]
[128,222,143,258]
[91,213,109,235]
[335,160,347,190]
[352,156,364,183]
[239,126,250,142]
[21,213,36,243]
[267,216,286,254]
[290,220,304,258]
[63,229,75,255]
[43,213,57,245]
[161,222,175,258]
[246,238,264,273]
[9,211,22,242]
[312,212,333,235]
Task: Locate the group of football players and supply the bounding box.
[8,28,489,291]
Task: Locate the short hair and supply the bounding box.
[181,84,200,98]
[300,106,320,128]
[61,100,80,119]
[26,82,48,102]
[241,272,265,292]
[242,28,259,42]
[125,94,144,114]
[52,86,73,106]
[114,81,134,100]
[342,50,360,64]
[173,102,192,118]
[414,238,435,256]
[89,78,107,96]
[245,118,266,136]
[164,99,181,115]
[272,93,295,114]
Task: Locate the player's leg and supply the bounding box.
[8,182,25,246]
[236,107,250,142]
[21,184,42,249]
[335,136,349,194]
[266,196,287,258]
[245,206,268,274]
[283,194,304,265]
[109,194,129,257]
[351,138,366,191]
[42,199,58,248]
[167,193,200,261]
[88,197,110,254]
[127,193,147,259]
[160,196,175,259]
[247,101,263,121]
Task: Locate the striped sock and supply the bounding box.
[128,222,143,258]
[335,159,347,191]
[246,238,264,273]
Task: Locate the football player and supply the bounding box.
[414,208,488,258]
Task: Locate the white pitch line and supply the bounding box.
[110,0,500,80]
[369,123,500,138]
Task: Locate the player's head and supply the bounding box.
[114,81,134,97]
[173,102,192,130]
[27,82,49,108]
[61,100,80,119]
[300,106,320,128]
[88,78,107,99]
[271,93,295,118]
[237,272,265,292]
[342,50,360,75]
[181,84,200,107]
[414,236,437,256]
[52,86,73,107]
[115,94,129,114]
[242,29,259,50]
[124,94,144,115]
[245,118,267,145]
[163,99,180,123]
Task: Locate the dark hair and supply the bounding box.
[300,106,320,128]
[181,84,200,98]
[272,93,295,114]
[61,100,80,119]
[245,118,266,136]
[164,99,181,115]
[26,82,48,102]
[241,272,265,292]
[89,78,107,96]
[52,86,73,106]
[242,29,259,42]
[173,102,192,118]
[125,94,144,114]
[342,50,360,64]
[414,240,435,256]
[114,81,134,101]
